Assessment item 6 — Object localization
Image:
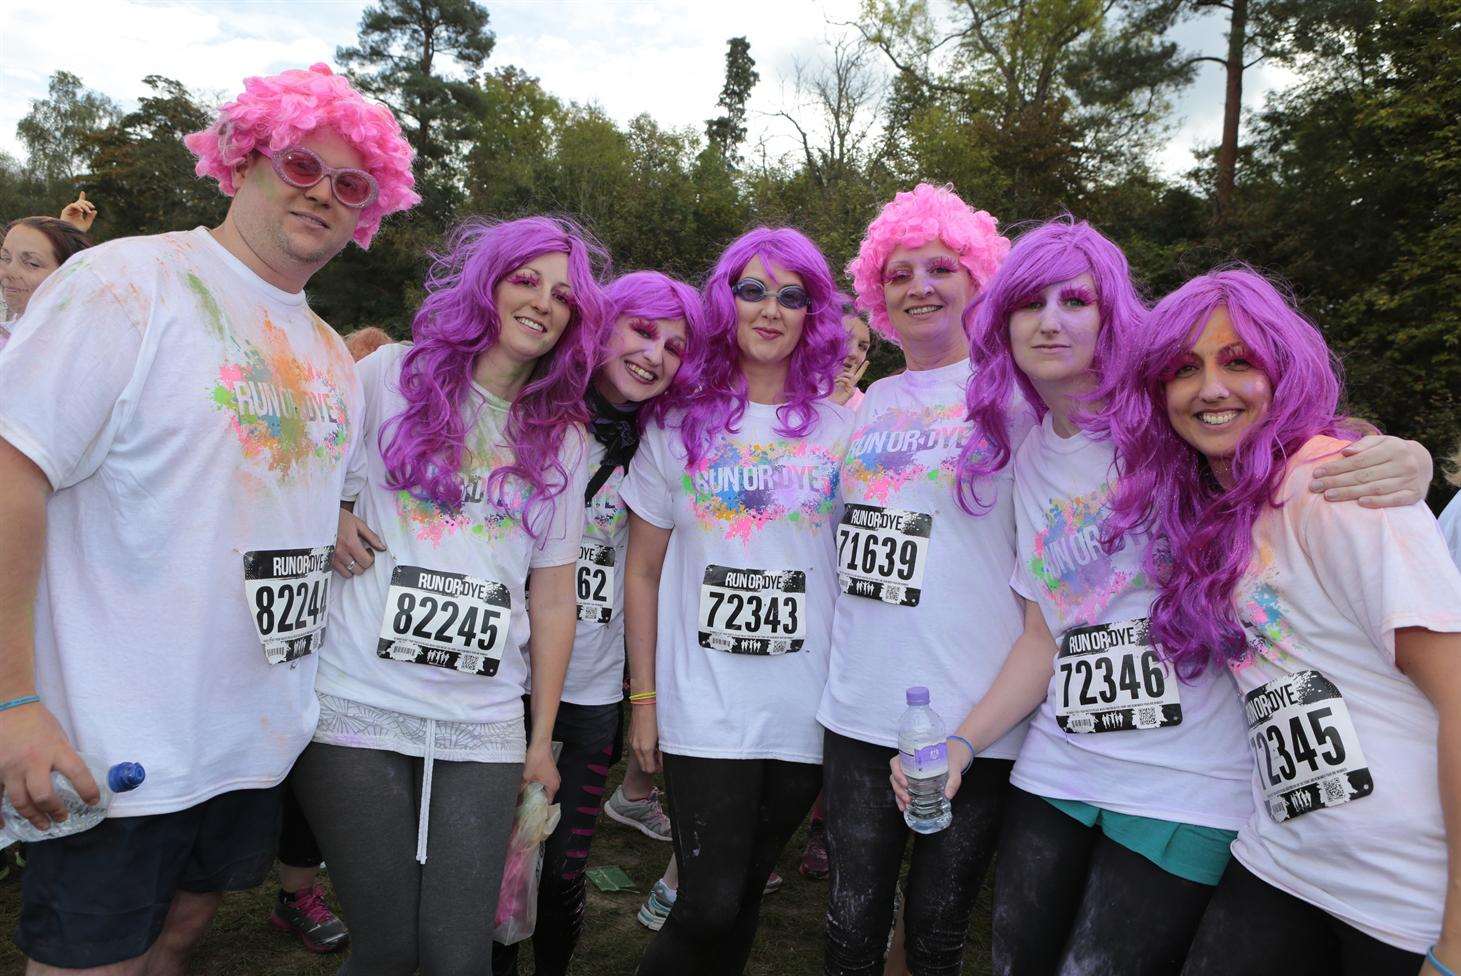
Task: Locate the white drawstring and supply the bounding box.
[415,718,437,864]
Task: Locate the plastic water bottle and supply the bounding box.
[898,687,952,834]
[0,760,145,845]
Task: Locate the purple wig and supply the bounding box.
[597,270,708,430]
[955,216,1148,511]
[1105,267,1355,676]
[677,227,844,466]
[380,216,609,535]
[845,183,1010,344]
[184,63,419,248]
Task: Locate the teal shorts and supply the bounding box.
[1041,795,1236,886]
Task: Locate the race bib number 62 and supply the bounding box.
[697,564,807,656]
[377,564,511,676]
[243,546,334,665]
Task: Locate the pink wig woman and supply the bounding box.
[185,63,419,247]
[381,216,609,535]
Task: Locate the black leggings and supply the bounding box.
[636,752,823,976]
[493,698,621,976]
[822,729,1013,976]
[277,774,323,870]
[993,787,1217,976]
[1182,858,1424,975]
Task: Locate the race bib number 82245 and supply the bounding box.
[377,564,511,676]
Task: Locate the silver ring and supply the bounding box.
[346,559,357,572]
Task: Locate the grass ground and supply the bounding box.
[0,763,995,975]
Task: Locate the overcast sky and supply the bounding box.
[0,0,1297,186]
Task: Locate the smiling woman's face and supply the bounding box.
[0,223,61,317]
[733,255,806,368]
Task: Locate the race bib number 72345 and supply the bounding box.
[1055,617,1181,734]
[697,565,807,656]
[1245,670,1372,822]
[243,546,333,665]
[377,564,511,676]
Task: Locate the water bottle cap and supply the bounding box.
[906,686,930,706]
[107,762,146,793]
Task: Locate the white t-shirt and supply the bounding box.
[1439,490,1461,569]
[818,361,1035,757]
[1008,413,1252,829]
[317,343,587,736]
[620,400,853,763]
[561,436,631,705]
[1228,435,1461,952]
[0,228,362,816]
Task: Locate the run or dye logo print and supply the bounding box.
[1234,543,1302,671]
[206,306,352,482]
[841,403,991,504]
[682,437,842,543]
[587,468,627,534]
[393,435,534,546]
[1028,485,1142,625]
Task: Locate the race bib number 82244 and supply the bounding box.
[243,546,334,665]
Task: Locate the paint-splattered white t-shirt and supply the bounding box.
[317,343,587,735]
[817,360,1035,757]
[1008,412,1252,829]
[560,436,632,705]
[1228,435,1461,952]
[620,401,853,763]
[0,228,362,816]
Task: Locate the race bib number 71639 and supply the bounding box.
[836,503,931,607]
[243,546,334,665]
[697,565,807,656]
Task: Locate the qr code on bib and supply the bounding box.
[881,584,905,605]
[1321,776,1348,804]
[1136,706,1159,727]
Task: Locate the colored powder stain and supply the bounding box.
[1030,486,1142,626]
[393,440,530,546]
[684,437,843,542]
[185,272,228,340]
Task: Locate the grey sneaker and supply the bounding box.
[270,882,349,953]
[637,878,676,931]
[604,785,672,841]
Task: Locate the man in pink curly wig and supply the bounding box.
[0,64,416,973]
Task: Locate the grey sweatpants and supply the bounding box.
[292,741,522,975]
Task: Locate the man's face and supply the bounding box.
[230,128,365,277]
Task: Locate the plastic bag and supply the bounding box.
[493,781,561,944]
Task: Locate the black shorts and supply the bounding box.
[14,785,283,969]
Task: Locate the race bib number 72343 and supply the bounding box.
[377,564,511,676]
[243,546,333,665]
[697,565,806,656]
[1055,617,1181,734]
[1245,670,1373,822]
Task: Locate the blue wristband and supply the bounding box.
[947,735,976,773]
[0,695,40,714]
[1429,947,1457,976]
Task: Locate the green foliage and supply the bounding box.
[16,70,120,184]
[705,37,760,168]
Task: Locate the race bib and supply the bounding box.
[376,564,511,677]
[1055,617,1181,733]
[1245,670,1373,822]
[697,565,807,656]
[836,503,932,607]
[576,543,616,624]
[243,546,333,665]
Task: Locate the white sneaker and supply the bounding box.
[604,785,672,841]
[637,878,677,931]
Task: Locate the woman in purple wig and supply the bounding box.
[818,183,1029,976]
[1106,268,1461,976]
[882,217,1433,975]
[492,269,705,976]
[619,227,851,975]
[292,215,606,973]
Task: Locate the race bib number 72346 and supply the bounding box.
[1055,617,1181,734]
[243,546,333,665]
[1245,670,1372,822]
[377,564,511,676]
[697,565,807,656]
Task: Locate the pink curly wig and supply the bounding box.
[1104,267,1355,676]
[955,217,1148,513]
[183,63,419,248]
[845,183,1010,344]
[677,227,845,466]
